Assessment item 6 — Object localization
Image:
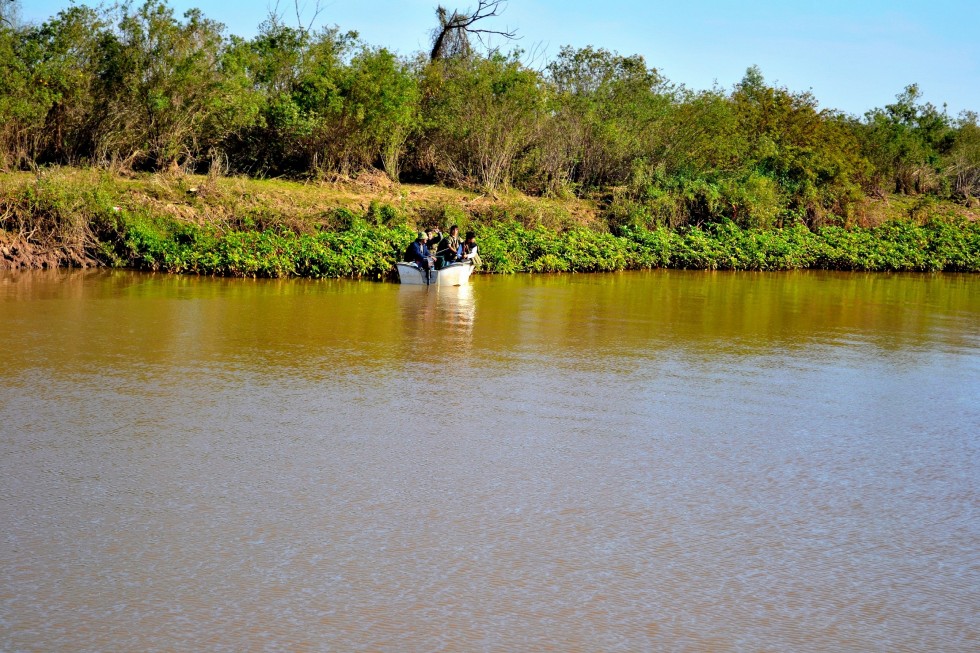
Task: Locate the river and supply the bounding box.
[1,269,978,652]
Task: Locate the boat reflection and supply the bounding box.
[397,283,476,352]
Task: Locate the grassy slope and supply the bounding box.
[1,167,979,275]
[1,167,977,233]
[0,168,604,233]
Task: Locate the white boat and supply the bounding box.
[395,261,474,286]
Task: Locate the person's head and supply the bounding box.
[416,231,427,242]
[449,225,459,236]
[465,231,476,243]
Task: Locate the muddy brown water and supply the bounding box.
[1,269,978,652]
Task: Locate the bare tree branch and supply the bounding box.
[430,0,518,61]
[265,0,324,32]
[1,0,20,27]
[295,0,325,32]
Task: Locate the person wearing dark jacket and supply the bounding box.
[426,226,443,250]
[407,231,435,281]
[461,231,481,268]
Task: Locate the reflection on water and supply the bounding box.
[2,269,979,651]
[397,283,476,354]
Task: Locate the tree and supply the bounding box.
[1,0,21,28]
[546,46,670,190]
[92,0,228,169]
[339,47,419,179]
[0,4,107,167]
[422,52,545,192]
[860,84,954,195]
[732,67,866,223]
[429,0,516,61]
[948,112,980,202]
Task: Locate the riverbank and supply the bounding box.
[2,168,979,275]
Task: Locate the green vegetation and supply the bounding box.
[1,0,978,275]
[2,169,977,275]
[101,218,980,276]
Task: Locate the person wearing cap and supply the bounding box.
[406,231,436,280]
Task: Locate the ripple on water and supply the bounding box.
[2,270,979,651]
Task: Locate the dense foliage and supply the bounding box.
[2,0,978,232]
[88,214,980,276]
[3,170,976,275]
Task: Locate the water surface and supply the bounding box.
[2,269,978,651]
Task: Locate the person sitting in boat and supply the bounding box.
[426,226,443,250]
[406,231,436,278]
[462,231,481,267]
[435,225,463,266]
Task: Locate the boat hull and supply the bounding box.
[396,262,474,286]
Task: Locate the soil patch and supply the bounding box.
[0,231,99,270]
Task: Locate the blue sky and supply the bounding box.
[19,0,980,118]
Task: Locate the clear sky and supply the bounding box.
[18,0,980,118]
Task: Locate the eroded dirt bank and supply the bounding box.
[0,231,98,270]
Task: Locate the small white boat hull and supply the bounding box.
[396,262,474,286]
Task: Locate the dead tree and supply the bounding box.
[429,0,517,61]
[268,0,325,32]
[1,0,20,27]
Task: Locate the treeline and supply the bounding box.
[2,0,979,230]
